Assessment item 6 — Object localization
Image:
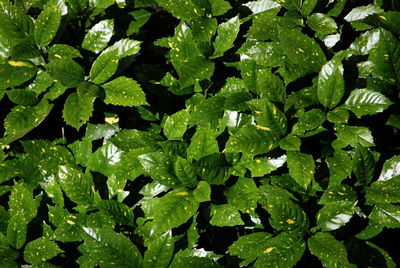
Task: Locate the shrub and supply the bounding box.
[0,0,399,267]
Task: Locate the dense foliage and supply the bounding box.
[1,0,400,267]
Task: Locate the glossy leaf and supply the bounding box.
[138,152,180,187]
[378,155,400,181]
[243,0,280,15]
[78,228,143,267]
[24,238,63,264]
[127,9,151,35]
[97,200,133,226]
[335,125,375,148]
[366,176,400,204]
[210,204,244,227]
[7,213,28,249]
[211,16,240,59]
[319,184,357,205]
[352,147,375,186]
[102,76,147,106]
[90,49,119,84]
[48,44,82,60]
[46,59,84,87]
[343,88,393,118]
[225,177,260,213]
[82,19,114,53]
[62,92,94,130]
[193,181,211,202]
[187,125,219,161]
[316,201,355,231]
[193,153,230,185]
[6,88,38,105]
[317,57,345,108]
[225,124,279,155]
[287,151,315,190]
[0,61,37,89]
[174,156,197,187]
[369,203,400,228]
[163,109,189,140]
[248,98,287,136]
[241,155,286,177]
[308,232,350,268]
[326,149,353,185]
[34,6,62,46]
[141,188,199,234]
[143,232,175,268]
[209,0,231,16]
[307,13,337,37]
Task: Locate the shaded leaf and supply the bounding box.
[102,76,147,106]
[24,238,63,264]
[211,16,240,58]
[187,125,219,161]
[225,177,260,213]
[287,151,315,190]
[0,61,37,89]
[34,6,62,46]
[46,59,84,87]
[369,203,400,228]
[90,49,119,84]
[352,147,375,186]
[210,204,244,227]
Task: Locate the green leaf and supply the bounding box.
[102,76,147,106]
[7,213,27,249]
[316,201,355,231]
[343,88,393,118]
[279,135,301,151]
[79,228,143,267]
[365,241,397,268]
[378,155,400,181]
[6,88,38,105]
[187,125,219,161]
[57,166,94,206]
[141,188,199,234]
[225,124,279,155]
[260,185,309,232]
[193,153,230,185]
[317,57,345,108]
[369,203,400,228]
[90,49,119,84]
[46,59,84,87]
[138,152,180,187]
[86,143,123,176]
[189,95,225,127]
[327,108,349,124]
[105,39,142,58]
[209,0,231,16]
[228,232,273,266]
[34,6,62,46]
[225,177,260,213]
[287,151,315,190]
[167,22,215,88]
[292,108,326,136]
[326,149,353,186]
[48,44,82,60]
[301,0,318,15]
[11,43,41,60]
[169,255,221,268]
[174,156,198,188]
[97,200,134,226]
[240,42,286,68]
[211,16,240,59]
[366,176,400,204]
[62,92,94,130]
[307,13,337,38]
[143,233,175,268]
[163,109,189,140]
[24,238,63,264]
[111,129,162,151]
[319,184,357,204]
[193,181,211,202]
[241,155,286,177]
[8,182,37,222]
[127,9,151,35]
[82,19,114,53]
[210,204,244,227]
[0,61,37,89]
[352,147,375,186]
[335,125,375,148]
[344,4,383,22]
[248,98,287,136]
[308,232,350,268]
[279,28,326,76]
[368,29,400,86]
[254,232,305,268]
[355,220,384,240]
[155,0,205,19]
[243,0,280,15]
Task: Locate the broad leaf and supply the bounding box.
[138,152,180,187]
[163,110,189,140]
[241,155,286,177]
[62,92,94,130]
[369,203,400,228]
[210,204,244,227]
[211,16,240,58]
[97,200,134,226]
[378,155,400,181]
[143,232,175,268]
[335,125,375,148]
[24,238,63,264]
[90,49,119,84]
[287,151,315,190]
[46,59,84,87]
[0,61,38,89]
[141,188,199,234]
[366,176,400,204]
[343,88,393,118]
[308,232,350,268]
[225,177,260,213]
[316,201,355,231]
[82,19,114,53]
[193,181,211,202]
[326,149,353,185]
[187,125,219,161]
[102,76,147,106]
[317,56,345,108]
[352,146,375,186]
[174,156,198,187]
[34,6,62,46]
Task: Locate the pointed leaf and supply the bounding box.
[248,99,287,136]
[102,76,147,106]
[335,125,374,148]
[211,16,240,59]
[225,177,260,213]
[163,110,189,140]
[193,181,211,202]
[82,19,114,53]
[62,92,94,130]
[308,232,350,268]
[317,57,345,108]
[343,88,393,118]
[369,203,400,228]
[0,61,38,89]
[287,151,315,190]
[24,238,63,264]
[352,146,375,186]
[187,125,219,161]
[46,59,84,87]
[143,233,175,268]
[366,176,400,204]
[317,201,355,231]
[97,200,134,226]
[241,155,286,177]
[90,49,119,84]
[378,155,400,181]
[34,6,62,46]
[138,152,180,187]
[210,204,244,227]
[326,149,353,185]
